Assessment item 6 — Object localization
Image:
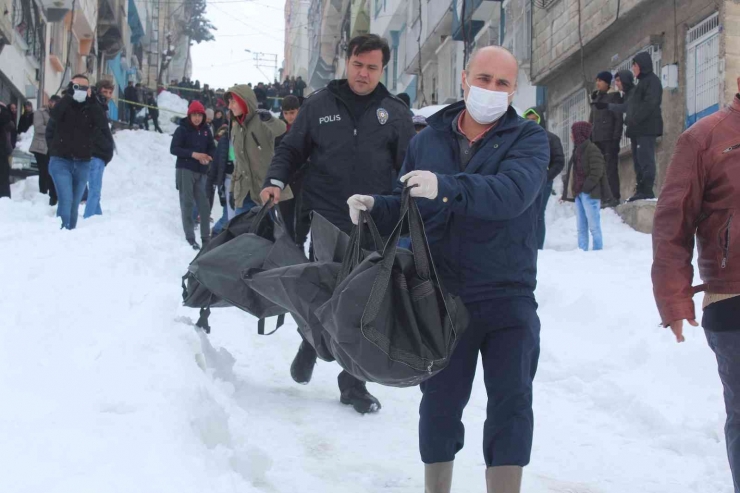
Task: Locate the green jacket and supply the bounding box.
[562,140,611,201]
[227,84,289,208]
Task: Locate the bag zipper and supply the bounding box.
[722,214,734,269]
[723,143,740,154]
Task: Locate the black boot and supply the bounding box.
[290,340,317,384]
[338,371,381,414]
[188,239,200,251]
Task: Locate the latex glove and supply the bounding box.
[400,170,438,200]
[347,195,375,225]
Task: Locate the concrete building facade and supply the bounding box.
[531,0,739,198]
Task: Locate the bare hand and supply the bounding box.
[666,319,699,343]
[260,186,281,205]
[192,152,212,165]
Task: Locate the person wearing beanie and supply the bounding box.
[412,114,428,133]
[561,121,607,251]
[170,100,216,250]
[589,71,623,207]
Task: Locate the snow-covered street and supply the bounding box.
[0,129,731,492]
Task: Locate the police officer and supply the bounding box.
[260,33,415,414]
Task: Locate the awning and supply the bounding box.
[128,0,145,45]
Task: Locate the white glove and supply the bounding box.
[400,170,438,200]
[347,195,375,225]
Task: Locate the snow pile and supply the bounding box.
[157,90,189,134]
[0,128,733,492]
[15,126,34,153]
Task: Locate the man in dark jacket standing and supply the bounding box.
[347,46,548,493]
[170,100,215,250]
[260,34,415,415]
[17,101,34,134]
[626,51,663,201]
[0,101,13,198]
[48,74,113,229]
[124,81,139,129]
[652,76,740,493]
[589,71,623,205]
[523,106,564,249]
[84,79,116,219]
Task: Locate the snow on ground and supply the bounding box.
[0,128,732,492]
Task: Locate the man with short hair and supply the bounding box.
[83,79,116,218]
[348,46,548,492]
[652,76,740,493]
[275,95,308,247]
[589,71,623,206]
[626,52,663,201]
[18,101,34,134]
[260,33,415,415]
[0,100,13,198]
[124,81,139,129]
[47,74,113,229]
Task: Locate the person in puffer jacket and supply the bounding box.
[561,121,607,251]
[170,100,216,250]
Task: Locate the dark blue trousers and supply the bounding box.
[419,297,540,467]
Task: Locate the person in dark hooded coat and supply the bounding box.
[597,54,662,202]
[522,106,565,250]
[624,52,663,201]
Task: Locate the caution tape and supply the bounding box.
[119,98,187,116]
[157,84,288,101]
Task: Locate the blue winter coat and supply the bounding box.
[371,102,550,303]
[170,118,216,174]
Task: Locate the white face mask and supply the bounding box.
[73,90,87,103]
[464,80,514,125]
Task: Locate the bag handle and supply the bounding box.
[248,197,274,234]
[337,211,383,283]
[361,186,433,325]
[258,314,285,335]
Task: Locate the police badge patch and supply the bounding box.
[376,108,389,125]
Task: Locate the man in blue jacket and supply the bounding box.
[347,46,549,493]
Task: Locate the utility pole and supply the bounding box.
[245,50,279,82]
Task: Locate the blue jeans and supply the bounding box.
[49,157,91,230]
[706,329,740,493]
[537,180,553,250]
[212,176,235,235]
[419,298,540,466]
[233,192,258,216]
[84,157,105,218]
[575,192,603,251]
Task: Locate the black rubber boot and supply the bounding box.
[338,371,381,414]
[290,340,317,385]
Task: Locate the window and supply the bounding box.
[612,45,662,149]
[686,12,720,127]
[555,89,588,158]
[49,21,64,58]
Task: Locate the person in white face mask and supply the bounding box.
[347,46,550,493]
[47,74,113,230]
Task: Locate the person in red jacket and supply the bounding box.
[170,100,215,250]
[652,76,740,492]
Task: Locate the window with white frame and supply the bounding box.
[512,0,531,62]
[612,45,662,149]
[686,12,720,127]
[554,89,589,158]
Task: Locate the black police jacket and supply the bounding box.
[264,80,415,233]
